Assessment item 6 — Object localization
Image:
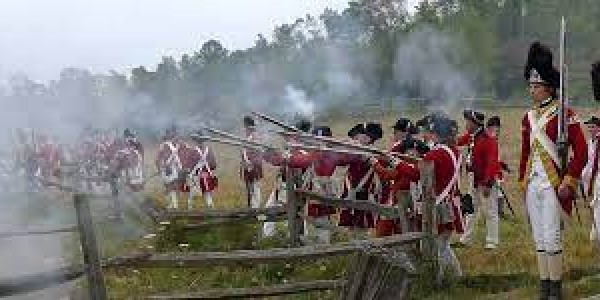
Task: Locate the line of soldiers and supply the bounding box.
[229,111,509,281]
[147,40,600,300]
[11,127,145,198]
[155,125,218,210]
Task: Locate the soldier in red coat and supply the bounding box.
[240,116,264,208]
[372,114,464,280]
[389,118,415,153]
[519,42,588,299]
[155,125,186,209]
[458,109,502,249]
[261,118,313,237]
[182,135,218,209]
[112,129,144,192]
[582,116,600,248]
[304,126,343,244]
[337,122,383,238]
[36,134,63,182]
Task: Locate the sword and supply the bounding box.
[556,17,581,224]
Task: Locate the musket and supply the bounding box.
[190,134,274,152]
[251,111,300,132]
[288,142,421,163]
[200,127,277,151]
[557,17,581,224]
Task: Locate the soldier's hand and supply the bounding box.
[558,181,572,200]
[482,185,491,198]
[368,156,379,166]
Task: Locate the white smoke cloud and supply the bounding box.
[393,26,477,110]
[282,85,315,121]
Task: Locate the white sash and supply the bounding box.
[527,106,559,165]
[162,141,182,183]
[126,148,144,185]
[434,144,460,205]
[345,167,374,200]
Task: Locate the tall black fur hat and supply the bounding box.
[591,61,600,101]
[524,41,559,88]
[243,116,255,127]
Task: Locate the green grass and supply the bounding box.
[97,107,600,299]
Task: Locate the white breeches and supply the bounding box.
[461,186,499,245]
[590,197,600,245]
[169,191,178,209]
[526,183,562,253]
[262,182,287,237]
[249,181,262,209]
[436,234,462,278]
[305,216,332,245]
[188,189,214,209]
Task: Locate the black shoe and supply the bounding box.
[548,280,562,300]
[540,279,550,300]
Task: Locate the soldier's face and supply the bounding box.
[587,124,600,138]
[465,119,477,132]
[486,126,499,137]
[528,83,553,103]
[354,133,371,145]
[393,130,406,141]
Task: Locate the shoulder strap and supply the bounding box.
[434,145,460,205]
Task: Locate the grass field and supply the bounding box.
[102,106,600,299]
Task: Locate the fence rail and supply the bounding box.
[0,265,85,297]
[146,279,346,299]
[106,232,423,269]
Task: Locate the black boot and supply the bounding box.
[540,279,550,300]
[548,280,562,300]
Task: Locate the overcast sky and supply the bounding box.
[0,0,419,82]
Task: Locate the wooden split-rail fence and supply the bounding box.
[0,160,438,299]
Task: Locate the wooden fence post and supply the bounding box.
[395,190,410,234]
[418,161,436,272]
[74,193,108,300]
[285,163,301,247]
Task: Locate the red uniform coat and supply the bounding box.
[459,129,499,188]
[518,103,587,215]
[373,159,414,236]
[240,132,263,182]
[155,138,186,192]
[265,149,342,218]
[181,143,217,193]
[113,144,144,191]
[307,151,344,218]
[37,141,62,178]
[336,153,380,229]
[380,145,464,234]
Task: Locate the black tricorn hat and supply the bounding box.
[592,61,600,102]
[312,126,332,137]
[486,116,501,128]
[524,41,560,88]
[294,115,312,132]
[348,122,383,143]
[584,116,600,126]
[463,109,485,126]
[243,116,255,127]
[415,114,435,132]
[392,118,414,133]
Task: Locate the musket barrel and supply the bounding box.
[191,134,271,151]
[251,112,299,132]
